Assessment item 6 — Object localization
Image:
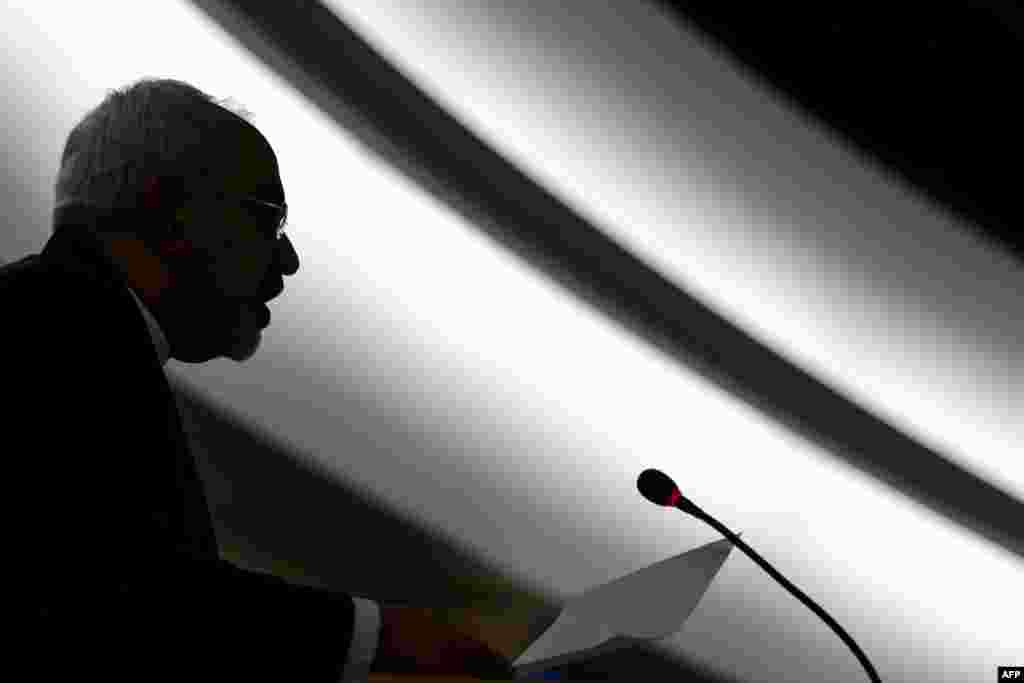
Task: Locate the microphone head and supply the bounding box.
[637,468,680,506]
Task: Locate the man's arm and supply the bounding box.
[19,330,362,680]
[371,605,513,679]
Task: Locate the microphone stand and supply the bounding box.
[686,501,880,682]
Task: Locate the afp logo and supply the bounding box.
[999,667,1024,680]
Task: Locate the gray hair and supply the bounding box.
[53,77,256,240]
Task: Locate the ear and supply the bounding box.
[158,208,195,257]
[141,175,163,211]
[100,233,174,300]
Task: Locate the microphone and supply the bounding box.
[637,468,882,683]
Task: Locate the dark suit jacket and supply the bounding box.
[4,221,356,680]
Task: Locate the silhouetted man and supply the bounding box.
[6,78,511,682]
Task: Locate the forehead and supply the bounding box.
[213,123,284,203]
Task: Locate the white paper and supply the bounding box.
[512,535,739,678]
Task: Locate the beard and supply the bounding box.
[224,324,263,362]
[145,248,263,363]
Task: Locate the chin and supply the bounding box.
[224,329,262,362]
[171,348,224,364]
[169,328,262,363]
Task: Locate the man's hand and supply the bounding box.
[370,606,515,680]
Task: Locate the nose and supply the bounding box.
[276,233,300,277]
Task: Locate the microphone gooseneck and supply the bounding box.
[637,468,882,683]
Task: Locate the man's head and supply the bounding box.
[54,78,300,362]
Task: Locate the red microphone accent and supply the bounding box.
[668,489,681,507]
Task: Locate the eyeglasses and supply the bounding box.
[198,191,288,241]
[237,195,288,241]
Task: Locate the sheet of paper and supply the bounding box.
[512,535,739,678]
